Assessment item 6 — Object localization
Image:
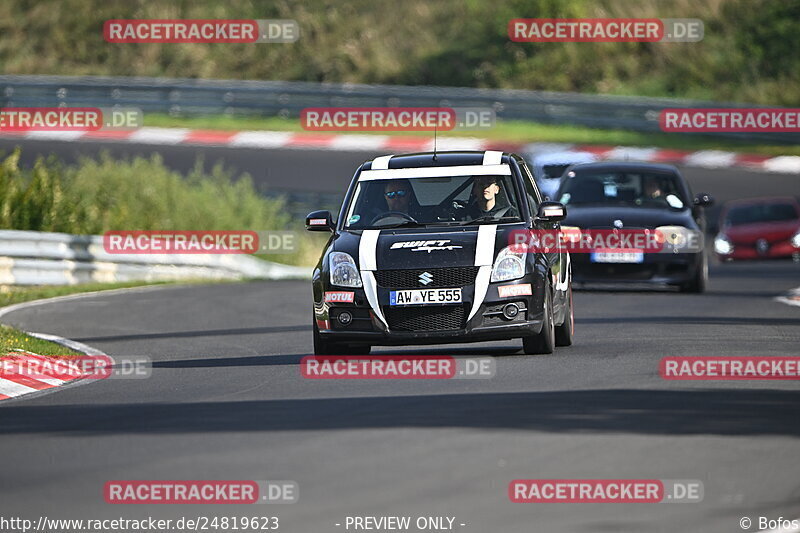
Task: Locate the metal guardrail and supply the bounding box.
[0,230,310,285]
[1,75,796,144]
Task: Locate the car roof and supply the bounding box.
[360,151,515,171]
[567,161,679,174]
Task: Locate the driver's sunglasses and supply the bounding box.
[385,190,408,199]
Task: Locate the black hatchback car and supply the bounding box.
[306,151,574,355]
[554,162,713,292]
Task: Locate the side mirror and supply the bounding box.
[305,210,335,232]
[536,201,567,222]
[694,193,714,207]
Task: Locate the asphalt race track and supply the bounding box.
[1,137,799,224]
[1,141,799,532]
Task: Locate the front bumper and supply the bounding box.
[315,277,544,346]
[717,240,799,261]
[571,251,700,284]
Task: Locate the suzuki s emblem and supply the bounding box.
[419,272,433,285]
[613,219,624,229]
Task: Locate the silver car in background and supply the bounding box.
[524,149,598,200]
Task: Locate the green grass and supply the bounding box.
[0,325,83,357]
[0,149,324,266]
[145,114,800,157]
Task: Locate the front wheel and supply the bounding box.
[523,285,555,355]
[313,318,348,355]
[554,285,574,347]
[679,253,707,293]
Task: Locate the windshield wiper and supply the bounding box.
[371,220,427,229]
[459,215,518,226]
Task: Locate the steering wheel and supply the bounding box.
[370,211,419,225]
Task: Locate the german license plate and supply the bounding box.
[389,288,462,306]
[590,252,644,263]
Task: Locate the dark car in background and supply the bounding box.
[555,162,713,292]
[714,197,800,261]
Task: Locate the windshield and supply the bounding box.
[558,171,687,209]
[726,203,799,226]
[344,174,523,229]
[541,164,571,180]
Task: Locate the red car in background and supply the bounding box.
[714,197,800,261]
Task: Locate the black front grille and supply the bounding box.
[384,305,466,331]
[374,267,479,289]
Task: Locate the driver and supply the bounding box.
[465,175,518,219]
[373,179,423,222]
[643,176,663,200]
[384,179,413,213]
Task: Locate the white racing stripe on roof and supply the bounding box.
[482,150,503,165]
[371,155,393,170]
[359,164,511,181]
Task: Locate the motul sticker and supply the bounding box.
[324,291,355,303]
[498,284,532,298]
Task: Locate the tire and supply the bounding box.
[554,285,574,347]
[679,253,707,293]
[523,284,555,355]
[313,318,348,355]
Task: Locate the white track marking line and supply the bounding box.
[229,131,293,148]
[0,379,38,398]
[127,127,190,145]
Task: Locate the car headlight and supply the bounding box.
[329,252,362,288]
[792,230,800,248]
[655,225,689,247]
[491,246,525,282]
[714,234,734,255]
